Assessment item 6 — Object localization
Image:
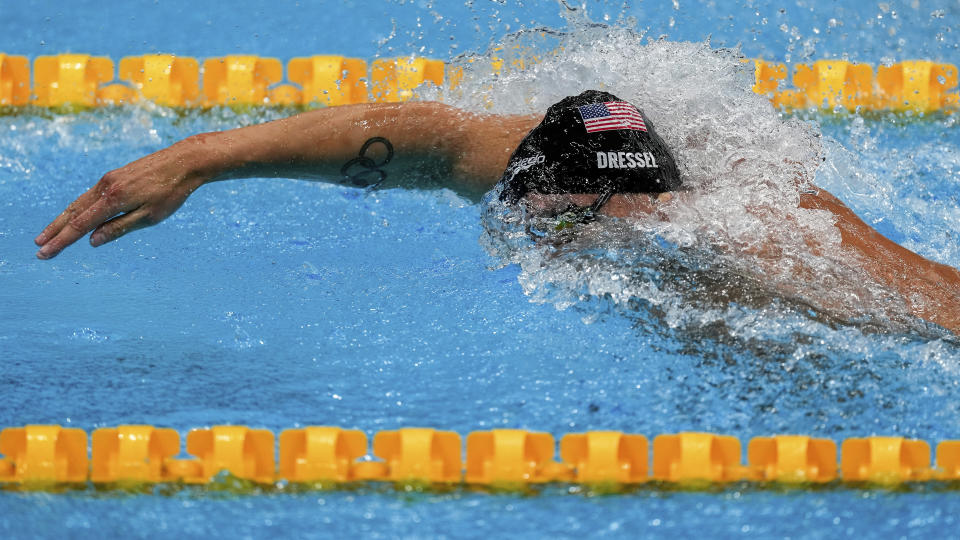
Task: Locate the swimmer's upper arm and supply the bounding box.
[445,110,542,195]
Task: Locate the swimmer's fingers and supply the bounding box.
[35,197,133,259]
[89,208,152,247]
[34,184,103,247]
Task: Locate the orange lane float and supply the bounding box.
[279,426,367,482]
[164,425,276,484]
[560,431,648,484]
[790,60,874,110]
[366,428,462,483]
[202,55,284,106]
[91,425,179,483]
[466,429,570,484]
[115,54,200,107]
[748,59,787,97]
[287,55,368,106]
[876,61,958,112]
[0,53,30,106]
[32,54,114,107]
[935,440,960,480]
[652,432,745,483]
[0,425,88,483]
[370,56,445,102]
[748,435,837,482]
[841,436,932,483]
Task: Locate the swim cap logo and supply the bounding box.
[596,151,657,169]
[504,154,546,182]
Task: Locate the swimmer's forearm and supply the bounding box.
[800,188,960,332]
[182,103,443,181]
[180,102,524,194]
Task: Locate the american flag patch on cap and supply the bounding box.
[577,101,647,133]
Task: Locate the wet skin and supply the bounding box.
[35,102,960,332]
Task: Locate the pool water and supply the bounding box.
[2,0,960,538]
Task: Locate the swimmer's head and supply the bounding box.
[497,90,682,208]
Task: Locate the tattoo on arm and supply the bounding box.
[341,137,395,189]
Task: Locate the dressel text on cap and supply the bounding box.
[596,151,658,169]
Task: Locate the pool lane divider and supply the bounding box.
[1,425,958,489]
[0,53,957,113]
[0,53,445,108]
[750,58,959,113]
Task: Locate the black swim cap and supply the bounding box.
[498,90,681,205]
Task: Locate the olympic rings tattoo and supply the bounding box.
[340,137,394,189]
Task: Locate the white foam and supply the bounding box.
[463,24,950,339]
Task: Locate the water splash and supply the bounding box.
[458,24,960,347]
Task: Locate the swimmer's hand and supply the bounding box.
[35,139,208,259]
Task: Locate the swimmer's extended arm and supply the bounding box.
[35,102,539,259]
[799,188,960,332]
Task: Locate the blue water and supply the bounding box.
[3,0,957,64]
[3,1,960,538]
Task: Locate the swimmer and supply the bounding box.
[34,90,960,333]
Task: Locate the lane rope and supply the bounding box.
[1,425,957,488]
[0,53,957,112]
